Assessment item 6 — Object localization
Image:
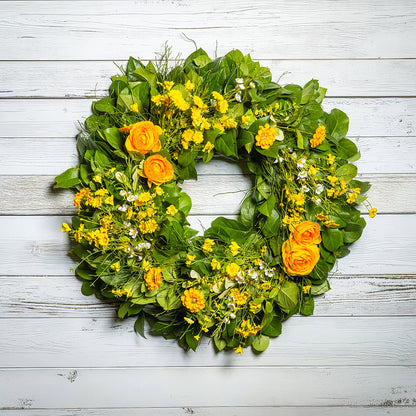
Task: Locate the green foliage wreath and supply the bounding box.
[56,48,376,353]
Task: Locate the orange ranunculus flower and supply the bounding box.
[125,121,163,154]
[142,154,174,186]
[282,239,320,276]
[290,220,322,246]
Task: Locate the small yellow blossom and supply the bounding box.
[327,154,336,165]
[235,345,243,354]
[184,317,195,325]
[186,254,196,265]
[110,261,121,272]
[241,114,251,126]
[194,334,201,341]
[104,195,114,205]
[369,207,377,218]
[201,238,215,253]
[130,103,139,112]
[193,95,207,109]
[154,186,164,195]
[303,285,311,294]
[61,223,71,233]
[261,245,268,256]
[202,141,214,153]
[166,205,178,215]
[163,80,174,90]
[184,80,195,91]
[93,175,102,184]
[226,263,240,279]
[211,258,221,270]
[229,241,240,256]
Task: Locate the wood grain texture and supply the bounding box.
[0,367,415,408]
[1,98,415,138]
[1,0,415,60]
[0,214,412,276]
[1,59,415,98]
[1,137,415,175]
[1,316,415,367]
[1,408,416,416]
[0,173,411,215]
[1,275,414,318]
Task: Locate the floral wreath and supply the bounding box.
[56,48,376,353]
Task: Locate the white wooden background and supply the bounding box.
[1,0,416,414]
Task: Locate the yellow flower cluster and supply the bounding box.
[229,288,250,306]
[310,125,326,148]
[139,219,158,234]
[181,129,204,149]
[346,187,361,204]
[112,287,132,297]
[236,320,262,338]
[181,288,205,312]
[201,238,215,253]
[211,91,228,113]
[229,241,240,256]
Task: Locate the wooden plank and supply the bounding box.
[0,214,413,276]
[1,408,415,416]
[1,59,415,98]
[1,1,415,60]
[1,98,414,138]
[0,316,415,368]
[1,137,415,175]
[0,367,415,408]
[0,173,412,215]
[1,275,414,318]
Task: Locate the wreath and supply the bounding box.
[56,47,376,353]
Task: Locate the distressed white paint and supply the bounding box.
[1,59,415,98]
[1,0,415,413]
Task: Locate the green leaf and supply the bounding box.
[252,334,270,352]
[276,281,299,313]
[296,130,304,149]
[257,176,271,199]
[258,194,276,217]
[55,167,80,188]
[193,54,212,67]
[118,302,130,319]
[322,228,344,252]
[262,209,280,238]
[310,280,331,296]
[326,109,349,142]
[214,337,227,351]
[81,281,95,296]
[343,224,363,243]
[300,296,314,315]
[215,130,238,157]
[205,217,248,244]
[262,316,282,337]
[337,138,358,160]
[336,163,357,181]
[134,314,146,338]
[178,192,192,216]
[132,68,157,89]
[185,332,199,351]
[240,195,256,227]
[102,127,124,150]
[93,97,115,114]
